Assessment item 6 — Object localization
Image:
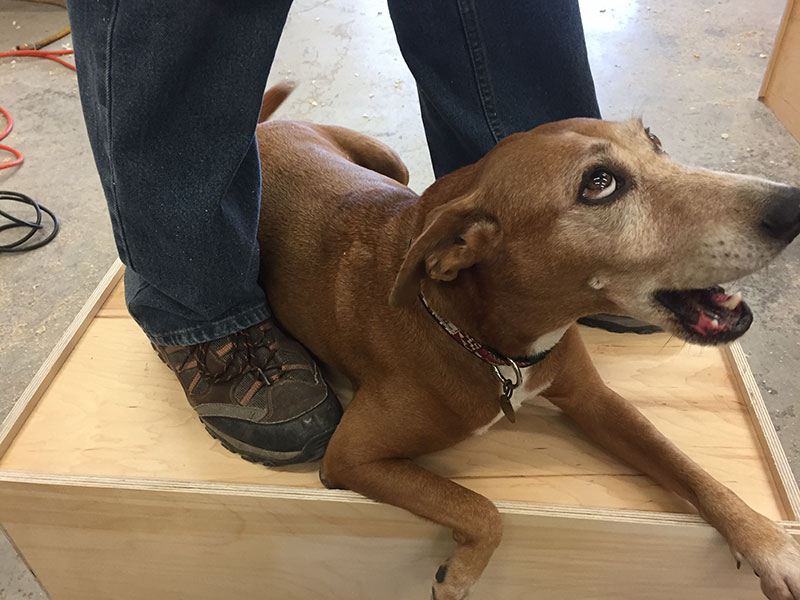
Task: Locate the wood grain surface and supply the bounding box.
[761,0,800,141]
[0,278,789,520]
[0,477,796,600]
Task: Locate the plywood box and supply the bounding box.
[1,261,798,599]
[761,0,800,141]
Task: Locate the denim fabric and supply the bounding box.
[389,0,601,178]
[67,0,599,346]
[67,0,292,346]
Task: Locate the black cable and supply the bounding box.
[0,190,60,253]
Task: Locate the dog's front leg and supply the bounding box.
[320,391,502,600]
[546,327,800,600]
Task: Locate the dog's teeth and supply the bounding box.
[711,318,720,327]
[720,292,743,310]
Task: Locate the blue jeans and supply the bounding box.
[67,0,599,347]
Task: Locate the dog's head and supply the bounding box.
[391,119,800,349]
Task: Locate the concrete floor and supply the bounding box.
[0,0,798,597]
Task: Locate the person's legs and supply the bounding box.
[388,0,601,178]
[68,0,290,346]
[67,1,343,464]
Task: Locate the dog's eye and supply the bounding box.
[581,169,618,203]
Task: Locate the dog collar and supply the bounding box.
[419,293,554,423]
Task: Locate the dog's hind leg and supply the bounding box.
[321,392,501,600]
[318,124,410,186]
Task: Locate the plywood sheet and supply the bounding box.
[0,279,788,520]
[761,0,800,141]
[1,480,793,600]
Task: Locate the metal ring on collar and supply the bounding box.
[491,358,522,389]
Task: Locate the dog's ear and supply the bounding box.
[389,196,499,307]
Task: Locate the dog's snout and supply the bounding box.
[761,186,800,243]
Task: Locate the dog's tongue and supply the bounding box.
[691,311,726,335]
[688,291,743,335]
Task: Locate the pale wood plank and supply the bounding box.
[95,278,127,318]
[0,479,794,600]
[760,0,795,96]
[0,279,788,520]
[725,342,800,519]
[761,0,800,141]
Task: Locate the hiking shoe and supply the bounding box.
[153,320,342,466]
[577,314,662,334]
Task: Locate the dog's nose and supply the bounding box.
[761,185,800,243]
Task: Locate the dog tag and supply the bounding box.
[499,382,517,424]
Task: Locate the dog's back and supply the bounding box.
[254,84,418,375]
[257,82,409,186]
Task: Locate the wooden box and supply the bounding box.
[761,0,800,141]
[1,262,798,599]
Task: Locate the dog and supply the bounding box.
[254,82,800,600]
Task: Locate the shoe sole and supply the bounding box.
[154,343,339,467]
[202,419,336,467]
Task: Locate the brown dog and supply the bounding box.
[255,83,800,600]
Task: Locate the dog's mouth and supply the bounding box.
[653,286,753,344]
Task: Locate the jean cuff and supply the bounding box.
[140,302,272,347]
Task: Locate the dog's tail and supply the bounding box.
[258,81,296,124]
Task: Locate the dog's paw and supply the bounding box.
[431,583,469,600]
[732,522,800,600]
[430,562,471,600]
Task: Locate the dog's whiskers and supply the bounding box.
[660,333,676,350]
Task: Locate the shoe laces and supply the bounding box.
[189,327,282,385]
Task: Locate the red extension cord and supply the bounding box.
[0,48,75,171]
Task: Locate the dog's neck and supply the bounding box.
[418,275,573,362]
[419,291,565,367]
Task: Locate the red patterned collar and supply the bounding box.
[419,293,556,423]
[419,293,554,369]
